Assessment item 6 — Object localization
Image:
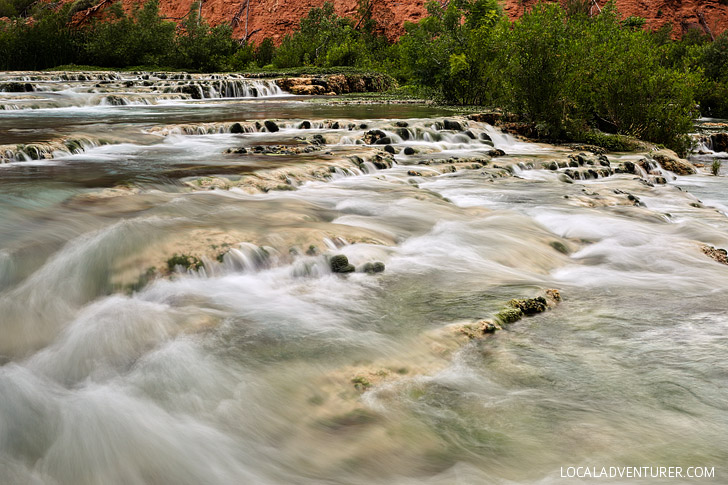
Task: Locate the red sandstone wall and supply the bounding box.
[83,0,728,43]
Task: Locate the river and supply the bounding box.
[0,72,726,484]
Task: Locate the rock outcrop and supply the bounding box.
[66,0,728,44]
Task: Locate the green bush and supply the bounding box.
[84,0,176,67]
[498,3,698,153]
[175,3,237,71]
[254,37,275,67]
[272,2,356,67]
[398,0,505,105]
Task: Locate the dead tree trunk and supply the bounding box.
[697,10,715,41]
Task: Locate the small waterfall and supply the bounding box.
[170,80,285,99]
[0,138,111,163]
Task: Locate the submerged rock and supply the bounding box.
[549,241,569,254]
[309,134,326,145]
[362,262,385,274]
[330,254,355,273]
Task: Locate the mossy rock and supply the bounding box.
[351,376,371,391]
[495,308,524,325]
[508,296,548,315]
[362,262,385,274]
[549,241,569,254]
[330,254,355,273]
[166,253,203,272]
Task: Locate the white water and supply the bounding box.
[0,72,727,485]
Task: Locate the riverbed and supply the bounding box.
[0,72,726,484]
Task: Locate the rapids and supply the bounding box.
[0,72,726,485]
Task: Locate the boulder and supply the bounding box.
[442,119,463,131]
[467,112,502,124]
[289,84,327,95]
[362,262,385,274]
[650,149,696,175]
[363,129,387,145]
[330,254,355,273]
[710,133,728,153]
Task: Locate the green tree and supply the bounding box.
[398,0,504,104]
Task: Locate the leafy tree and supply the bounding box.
[84,0,176,67]
[398,0,504,104]
[272,2,357,67]
[176,2,237,71]
[254,37,275,67]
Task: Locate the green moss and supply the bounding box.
[330,254,355,273]
[351,376,371,391]
[362,261,385,274]
[166,253,203,272]
[549,241,569,254]
[495,308,523,325]
[273,184,297,191]
[507,296,548,315]
[578,130,643,152]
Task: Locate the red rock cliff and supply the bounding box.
[88,0,728,42]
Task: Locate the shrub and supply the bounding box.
[398,0,505,105]
[254,37,275,67]
[84,0,176,67]
[712,160,722,176]
[272,2,356,67]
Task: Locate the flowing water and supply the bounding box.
[1,72,727,485]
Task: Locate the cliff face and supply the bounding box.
[99,0,728,42]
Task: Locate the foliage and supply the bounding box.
[0,0,35,18]
[500,3,698,153]
[0,5,83,70]
[271,0,394,70]
[175,2,237,71]
[398,0,505,105]
[272,2,357,67]
[254,37,275,67]
[711,159,722,176]
[84,0,176,67]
